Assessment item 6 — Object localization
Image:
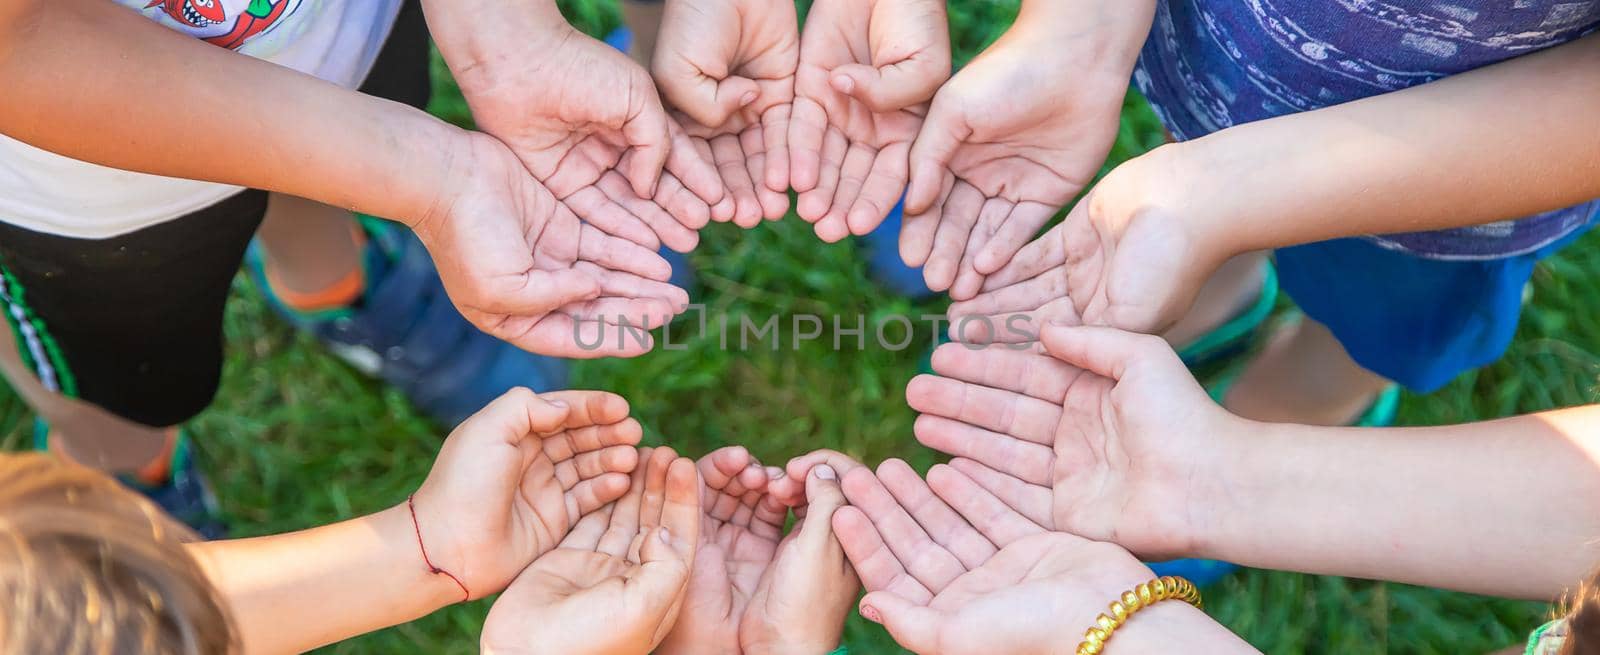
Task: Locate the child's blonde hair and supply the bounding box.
[0,452,235,655]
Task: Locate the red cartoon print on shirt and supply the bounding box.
[144,0,299,50]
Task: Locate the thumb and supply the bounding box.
[795,464,848,548]
[455,387,573,445]
[860,591,943,654]
[905,97,965,214]
[629,526,694,619]
[466,268,603,317]
[620,95,672,199]
[667,73,761,129]
[830,60,942,113]
[1040,325,1169,381]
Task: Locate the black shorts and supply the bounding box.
[0,0,431,427]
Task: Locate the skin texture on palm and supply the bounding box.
[790,0,950,242]
[480,447,702,655]
[654,0,799,228]
[657,447,787,654]
[946,144,1219,340]
[414,131,693,358]
[904,326,1232,560]
[409,388,643,600]
[901,9,1138,301]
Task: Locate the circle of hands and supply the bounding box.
[406,0,1237,653]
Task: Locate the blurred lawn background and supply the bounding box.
[0,0,1592,652]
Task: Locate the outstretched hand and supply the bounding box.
[654,0,799,228]
[905,325,1234,559]
[790,0,949,242]
[409,388,643,600]
[481,447,701,655]
[901,8,1135,300]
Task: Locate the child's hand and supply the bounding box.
[408,388,643,601]
[415,132,691,358]
[654,0,799,227]
[905,325,1240,560]
[480,447,701,655]
[430,4,724,250]
[830,459,1248,654]
[656,447,787,655]
[738,451,864,655]
[790,0,950,242]
[901,5,1140,301]
[946,146,1223,338]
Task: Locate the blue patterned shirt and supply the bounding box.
[1135,0,1600,259]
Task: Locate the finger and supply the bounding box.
[710,133,763,228]
[949,269,1070,318]
[982,222,1068,291]
[951,197,1011,301]
[564,186,661,250]
[690,136,737,223]
[555,444,641,487]
[928,342,1077,404]
[598,448,652,556]
[664,70,760,128]
[639,446,680,533]
[899,169,952,269]
[584,267,690,308]
[847,141,910,236]
[860,591,943,655]
[464,267,602,318]
[923,182,984,293]
[561,503,613,550]
[788,95,828,192]
[565,471,634,520]
[760,103,792,193]
[452,386,573,447]
[652,173,711,242]
[830,59,946,113]
[912,415,1054,485]
[577,225,674,281]
[976,201,1057,275]
[740,125,790,220]
[904,374,1062,445]
[666,118,727,206]
[629,526,694,627]
[877,459,996,571]
[817,143,876,243]
[797,127,848,223]
[784,450,867,490]
[597,171,699,253]
[906,98,964,214]
[926,463,1045,547]
[841,465,967,593]
[831,506,933,603]
[1040,324,1174,382]
[948,457,1054,529]
[620,95,672,198]
[795,463,848,549]
[661,455,702,547]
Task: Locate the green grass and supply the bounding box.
[0,1,1590,652]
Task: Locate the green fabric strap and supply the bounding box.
[1525,618,1561,655]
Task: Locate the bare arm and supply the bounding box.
[1205,404,1600,600]
[187,506,461,655]
[1170,32,1600,255]
[0,0,463,228]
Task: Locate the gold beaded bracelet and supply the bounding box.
[1075,575,1203,655]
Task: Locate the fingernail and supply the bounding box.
[831,75,854,94]
[740,91,758,106]
[766,466,785,479]
[658,527,672,543]
[815,464,837,480]
[860,604,882,623]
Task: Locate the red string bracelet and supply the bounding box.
[407,494,470,603]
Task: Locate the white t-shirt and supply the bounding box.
[0,0,404,239]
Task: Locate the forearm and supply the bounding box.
[1203,405,1600,600]
[1172,32,1600,254]
[0,0,462,228]
[188,505,461,655]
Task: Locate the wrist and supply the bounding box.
[1187,416,1275,564]
[376,504,471,610]
[1010,0,1155,73]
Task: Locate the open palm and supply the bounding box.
[789,0,948,242]
[657,447,787,654]
[481,447,701,655]
[902,27,1128,301]
[905,326,1231,560]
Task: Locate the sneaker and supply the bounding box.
[34,421,226,540]
[247,217,568,427]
